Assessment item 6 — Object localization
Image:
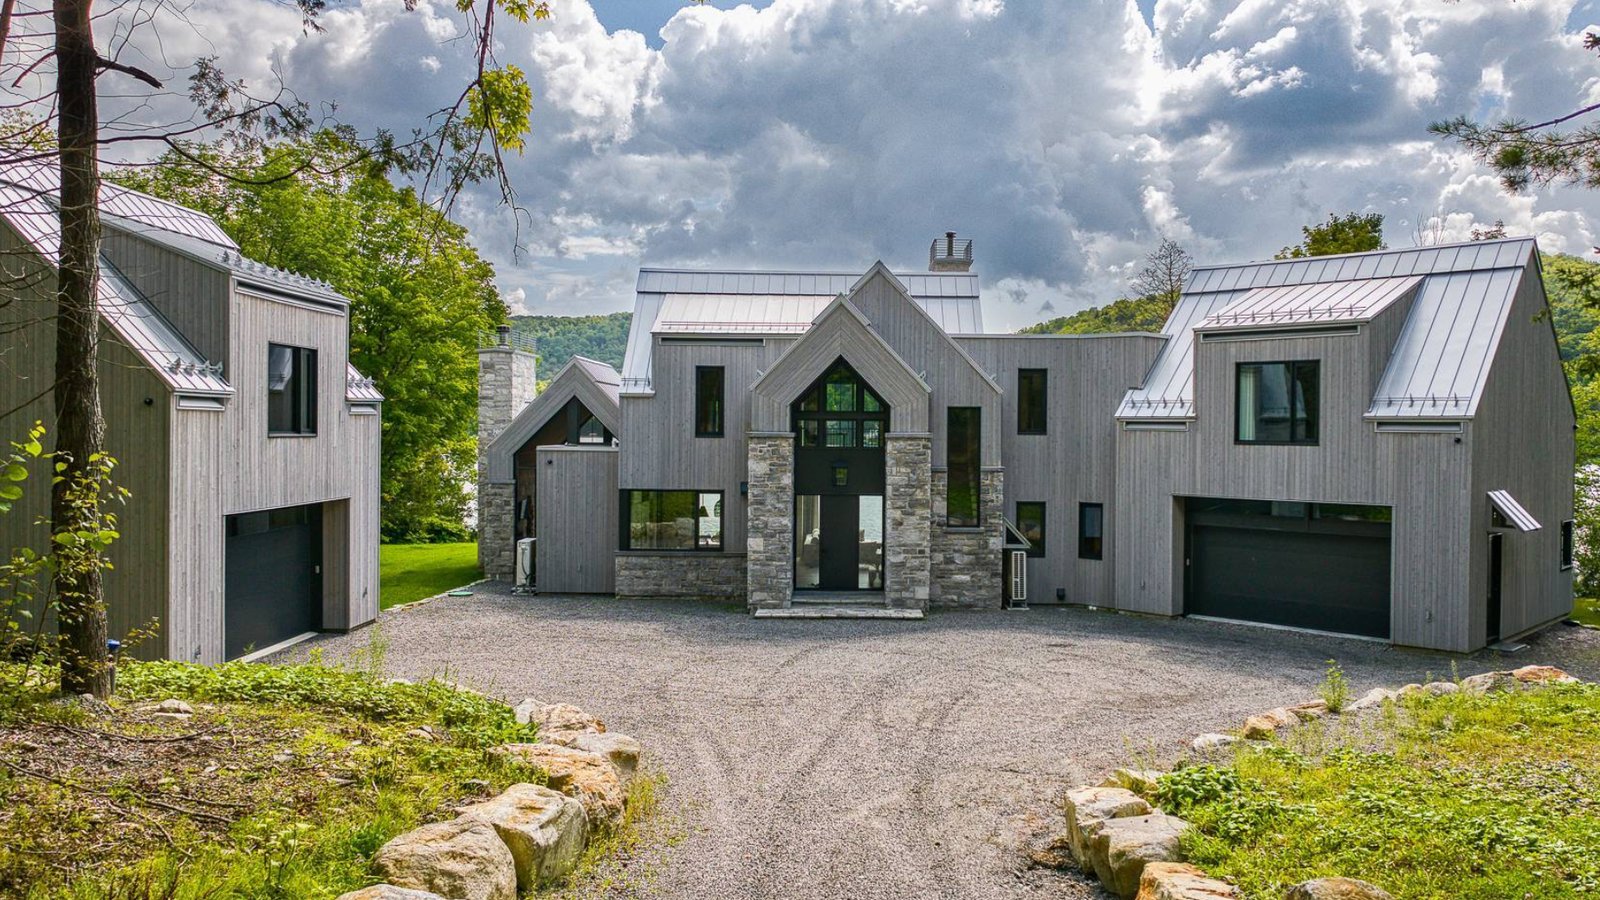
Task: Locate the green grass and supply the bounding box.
[1143,683,1600,899]
[1574,597,1600,627]
[380,542,480,609]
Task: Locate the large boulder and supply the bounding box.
[1190,733,1239,755]
[1285,877,1395,900]
[336,887,447,900]
[456,783,589,887]
[553,731,642,778]
[513,699,607,739]
[1241,708,1297,740]
[1345,688,1397,712]
[1099,768,1165,796]
[373,819,516,900]
[1287,700,1328,721]
[1136,862,1237,899]
[1511,665,1578,685]
[1085,812,1190,899]
[490,743,625,823]
[1063,786,1152,868]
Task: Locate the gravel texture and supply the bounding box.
[279,586,1600,900]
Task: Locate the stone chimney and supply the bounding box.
[929,231,973,272]
[477,324,536,579]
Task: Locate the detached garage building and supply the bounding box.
[0,164,382,662]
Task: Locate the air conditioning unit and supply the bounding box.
[516,538,536,591]
[1008,549,1028,608]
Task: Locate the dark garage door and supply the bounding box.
[1185,499,1391,639]
[225,504,321,659]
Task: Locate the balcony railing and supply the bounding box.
[930,234,973,266]
[478,328,537,353]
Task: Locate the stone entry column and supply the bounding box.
[746,434,795,610]
[884,434,932,610]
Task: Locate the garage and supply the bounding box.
[224,504,322,659]
[1184,498,1392,639]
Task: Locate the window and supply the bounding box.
[1562,520,1575,571]
[1236,361,1319,445]
[947,407,981,527]
[695,366,724,437]
[621,490,723,551]
[1016,501,1046,558]
[793,360,889,449]
[1018,369,1047,435]
[267,344,317,435]
[1078,502,1103,560]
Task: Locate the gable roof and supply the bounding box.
[484,356,622,483]
[1118,238,1541,421]
[622,265,983,389]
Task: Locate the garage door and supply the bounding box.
[224,504,321,659]
[1185,499,1391,639]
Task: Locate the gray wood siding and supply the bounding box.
[101,229,232,370]
[1468,265,1575,643]
[960,334,1165,606]
[167,405,223,662]
[1114,325,1475,649]
[536,446,618,592]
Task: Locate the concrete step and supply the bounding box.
[753,606,925,620]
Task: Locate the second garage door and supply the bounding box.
[224,504,322,659]
[1185,498,1392,639]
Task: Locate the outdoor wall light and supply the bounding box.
[739,481,748,497]
[1056,588,1066,602]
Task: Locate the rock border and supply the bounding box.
[1053,665,1586,900]
[338,697,643,900]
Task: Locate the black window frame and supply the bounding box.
[1234,360,1320,446]
[267,343,317,437]
[1016,501,1046,558]
[1017,369,1048,435]
[946,406,982,528]
[1078,502,1104,560]
[695,365,725,438]
[619,489,725,552]
[792,359,889,449]
[1562,519,1575,571]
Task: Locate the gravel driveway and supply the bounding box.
[281,586,1600,900]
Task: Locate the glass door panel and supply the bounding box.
[859,495,884,590]
[795,495,821,589]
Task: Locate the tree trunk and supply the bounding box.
[53,0,110,698]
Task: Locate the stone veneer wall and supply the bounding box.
[929,468,1005,608]
[477,344,536,579]
[616,554,748,600]
[477,482,517,581]
[884,435,932,610]
[745,435,795,610]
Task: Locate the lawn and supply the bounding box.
[1144,681,1600,899]
[379,542,481,609]
[1575,597,1600,627]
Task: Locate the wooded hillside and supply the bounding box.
[513,312,632,374]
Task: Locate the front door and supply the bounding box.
[819,495,860,590]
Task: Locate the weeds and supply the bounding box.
[1317,660,1349,713]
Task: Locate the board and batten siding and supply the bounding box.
[101,230,232,371]
[167,404,223,661]
[959,334,1166,606]
[536,446,619,592]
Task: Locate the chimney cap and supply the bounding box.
[929,232,974,272]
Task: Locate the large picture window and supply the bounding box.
[947,407,981,527]
[622,490,723,551]
[1078,502,1103,560]
[695,366,724,437]
[267,344,317,436]
[1236,361,1319,445]
[793,360,888,449]
[1018,369,1047,435]
[1016,501,1046,558]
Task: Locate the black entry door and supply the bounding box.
[818,495,860,590]
[225,504,321,659]
[1488,533,1504,643]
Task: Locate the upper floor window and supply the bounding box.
[267,344,317,436]
[793,360,888,449]
[947,406,982,527]
[1236,361,1319,445]
[696,366,725,437]
[1018,369,1047,435]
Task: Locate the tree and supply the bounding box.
[1276,212,1386,259]
[1018,295,1169,335]
[0,0,567,696]
[1129,238,1193,315]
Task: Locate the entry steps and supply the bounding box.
[754,591,925,620]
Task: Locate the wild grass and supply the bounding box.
[1146,682,1600,900]
[379,542,481,609]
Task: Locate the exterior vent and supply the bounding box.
[1008,550,1028,605]
[930,231,973,272]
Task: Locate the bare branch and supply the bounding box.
[95,54,161,89]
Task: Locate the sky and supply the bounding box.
[75,0,1600,330]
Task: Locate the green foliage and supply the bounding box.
[379,542,481,609]
[114,134,506,543]
[1018,295,1169,335]
[513,311,633,373]
[1161,683,1600,899]
[1318,660,1349,713]
[1276,212,1386,259]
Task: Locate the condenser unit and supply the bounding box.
[515,538,536,592]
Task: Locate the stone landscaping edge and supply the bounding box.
[332,695,644,900]
[1050,664,1586,900]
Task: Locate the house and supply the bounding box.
[0,164,382,663]
[480,234,1574,653]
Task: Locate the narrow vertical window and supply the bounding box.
[1078,502,1104,560]
[947,407,981,527]
[1562,520,1575,571]
[1016,501,1046,558]
[695,366,724,437]
[267,343,317,435]
[1018,369,1047,435]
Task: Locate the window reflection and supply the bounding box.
[796,495,821,589]
[859,495,884,589]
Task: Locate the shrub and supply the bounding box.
[1319,659,1350,713]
